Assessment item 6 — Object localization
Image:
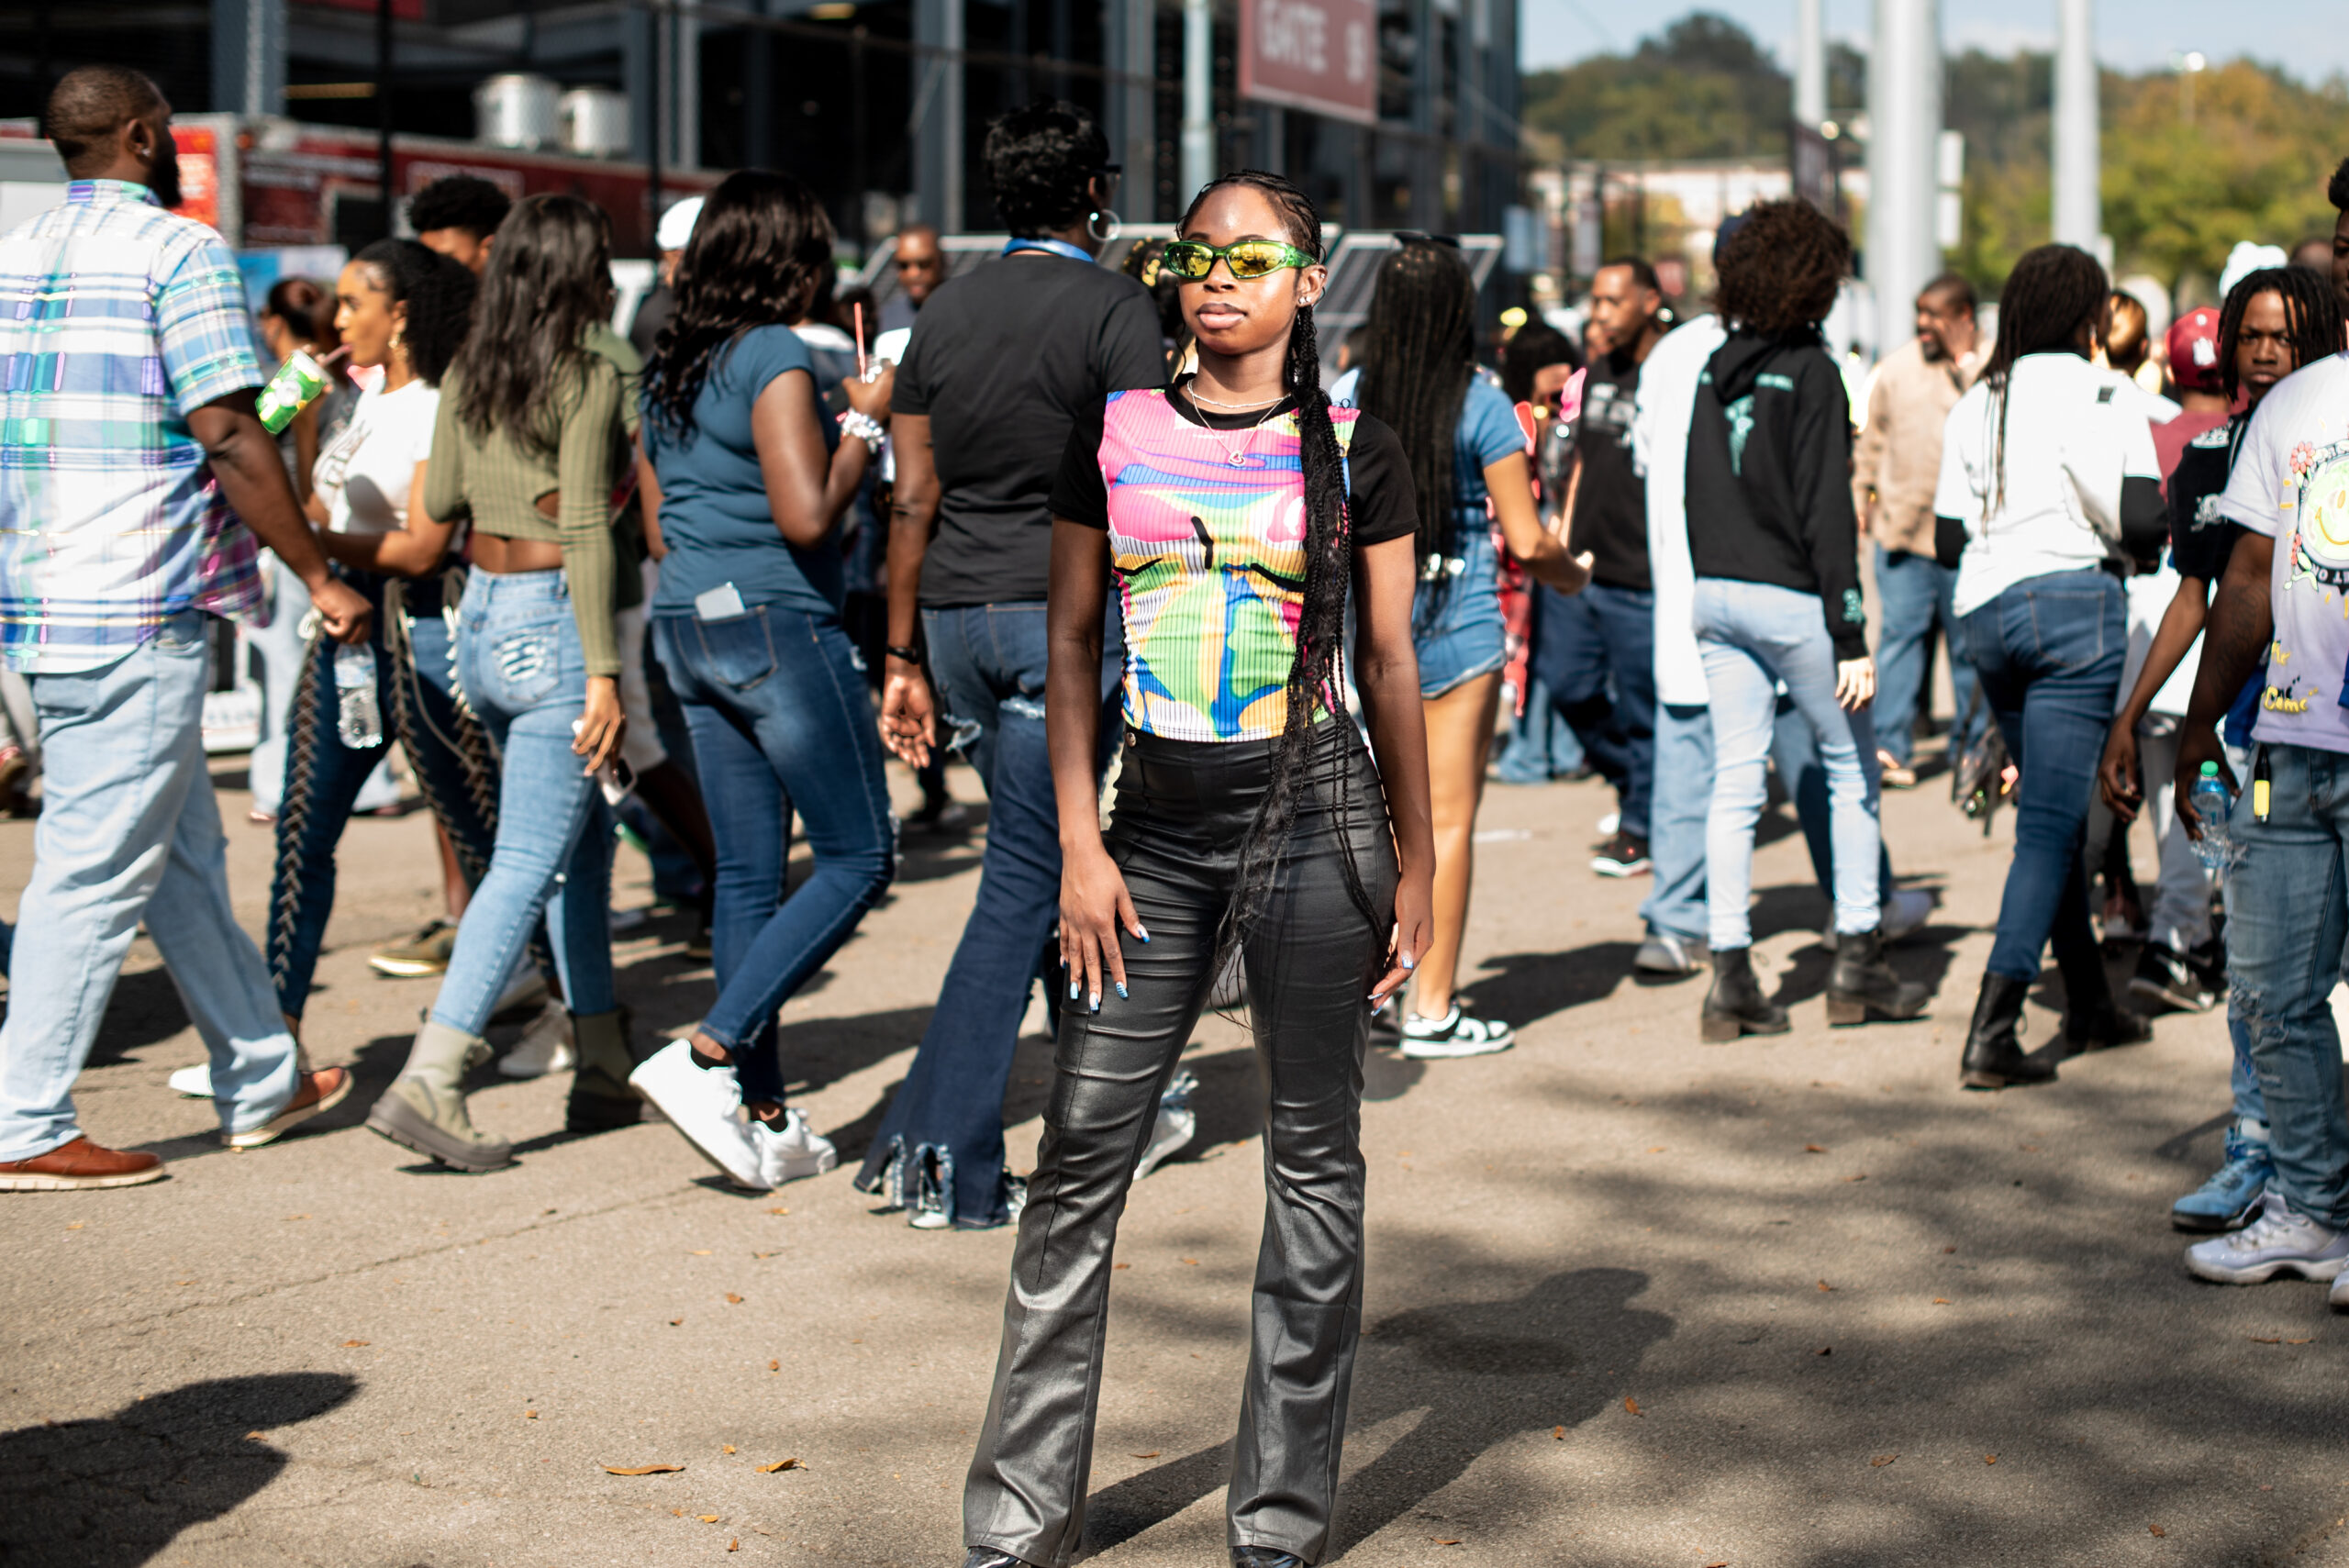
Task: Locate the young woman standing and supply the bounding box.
[363,195,632,1172]
[1935,243,2168,1088]
[624,171,898,1190]
[959,171,1434,1568]
[1354,239,1589,1056]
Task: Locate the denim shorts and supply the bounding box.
[1411,519,1507,698]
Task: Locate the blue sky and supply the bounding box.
[1522,0,2349,80]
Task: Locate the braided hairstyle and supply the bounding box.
[1356,239,1477,575]
[1179,170,1385,972]
[2216,265,2343,404]
[1981,243,2109,515]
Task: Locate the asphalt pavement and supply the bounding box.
[3,748,2345,1568]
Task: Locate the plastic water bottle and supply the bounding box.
[334,642,384,750]
[2190,761,2232,871]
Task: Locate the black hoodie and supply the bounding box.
[1685,328,1867,660]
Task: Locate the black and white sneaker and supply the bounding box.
[1398,1003,1515,1059]
[2130,940,2219,1014]
[1590,832,1652,878]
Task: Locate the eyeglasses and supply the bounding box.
[1158,239,1319,282]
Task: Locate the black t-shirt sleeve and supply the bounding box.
[889,312,932,417]
[1344,412,1419,548]
[2167,441,2235,582]
[1099,288,1174,394]
[1050,396,1112,528]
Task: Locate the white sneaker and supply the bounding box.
[628,1040,766,1191]
[2331,1270,2349,1309]
[1135,1071,1198,1178]
[168,1063,214,1098]
[1597,809,1621,838]
[497,1001,576,1078]
[2184,1191,2349,1284]
[749,1108,839,1186]
[1398,1003,1515,1059]
[1820,888,1939,947]
[490,968,549,1022]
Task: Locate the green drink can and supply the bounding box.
[256,350,328,435]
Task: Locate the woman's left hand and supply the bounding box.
[1369,865,1435,1017]
[574,675,627,775]
[1834,656,1876,712]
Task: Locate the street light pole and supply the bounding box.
[1865,0,1941,363]
[2052,0,2099,253]
[1180,0,1213,202]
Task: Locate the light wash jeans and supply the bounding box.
[0,612,301,1159]
[2222,742,2349,1229]
[427,570,615,1038]
[1872,544,1981,766]
[1695,578,1882,951]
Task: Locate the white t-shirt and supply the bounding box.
[2216,351,2349,754]
[1630,313,1728,707]
[312,379,440,537]
[1934,351,2163,617]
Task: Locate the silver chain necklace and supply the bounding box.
[1186,382,1287,411]
[1185,384,1288,467]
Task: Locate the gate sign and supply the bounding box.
[1240,0,1377,126]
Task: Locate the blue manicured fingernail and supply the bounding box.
[1069,981,1080,999]
[1115,982,1129,998]
[1371,996,1388,1015]
[1089,993,1101,1012]
[1400,953,1416,970]
[1137,929,1151,943]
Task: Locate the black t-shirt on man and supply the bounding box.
[892,251,1169,606]
[1572,349,1653,591]
[2166,415,2246,584]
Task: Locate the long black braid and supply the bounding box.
[1355,240,1475,574]
[1981,243,2108,516]
[1182,171,1385,978]
[2217,265,2343,403]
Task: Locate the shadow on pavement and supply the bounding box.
[0,1373,359,1568]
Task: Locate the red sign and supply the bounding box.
[173,125,222,233]
[1239,0,1376,126]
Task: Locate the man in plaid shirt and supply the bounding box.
[0,67,373,1191]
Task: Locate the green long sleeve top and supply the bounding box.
[423,350,623,675]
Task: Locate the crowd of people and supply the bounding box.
[4,58,2349,1568]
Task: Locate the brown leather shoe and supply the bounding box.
[225,1067,353,1151]
[0,1136,167,1191]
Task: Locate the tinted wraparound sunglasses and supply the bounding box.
[1158,239,1319,281]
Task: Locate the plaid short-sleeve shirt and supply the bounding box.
[0,180,267,673]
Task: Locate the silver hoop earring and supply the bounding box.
[1087,208,1123,244]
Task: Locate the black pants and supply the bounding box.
[964,721,1399,1567]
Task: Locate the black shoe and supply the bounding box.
[1233,1549,1308,1568]
[1824,929,1932,1026]
[1701,946,1789,1042]
[1959,973,2055,1089]
[565,1008,653,1132]
[2129,940,2218,1014]
[1590,831,1652,878]
[2066,995,2153,1051]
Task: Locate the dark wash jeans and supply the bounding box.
[652,605,896,1104]
[853,600,1120,1228]
[1955,568,2124,982]
[1531,580,1656,840]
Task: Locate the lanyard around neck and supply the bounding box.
[1003,238,1095,263]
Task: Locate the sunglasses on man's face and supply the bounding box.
[1159,239,1319,282]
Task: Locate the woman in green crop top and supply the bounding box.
[362,195,636,1175]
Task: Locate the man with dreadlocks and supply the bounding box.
[957,171,1434,1568]
[2171,218,2349,1298]
[2099,267,2343,1234]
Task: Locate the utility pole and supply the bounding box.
[1180,0,1214,203]
[1794,0,1826,131]
[2052,0,2099,253]
[1865,0,1941,363]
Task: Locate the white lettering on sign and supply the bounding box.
[1344,17,1371,83]
[1260,0,1330,74]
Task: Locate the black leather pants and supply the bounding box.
[964,720,1400,1567]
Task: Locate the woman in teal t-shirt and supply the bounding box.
[629,170,897,1192]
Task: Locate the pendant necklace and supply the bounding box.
[1186,383,1287,467]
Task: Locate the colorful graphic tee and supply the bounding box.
[2217,353,2349,753]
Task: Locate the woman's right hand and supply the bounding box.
[879,659,936,766]
[2098,719,2143,823]
[1060,841,1146,1014]
[1833,656,1876,712]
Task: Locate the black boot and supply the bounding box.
[1701,947,1789,1042]
[2061,965,2153,1051]
[1825,928,1932,1026]
[1959,973,2054,1089]
[565,1007,653,1132]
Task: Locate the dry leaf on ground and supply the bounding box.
[768,1360,780,1372]
[341,1340,370,1348]
[1870,1454,1897,1467]
[1816,1347,1832,1356]
[726,1294,744,1305]
[691,1250,713,1256]
[523,1410,538,1419]
[1551,1425,1564,1440]
[2150,1524,2166,1537]
[1804,1144,1826,1153]
[1984,1454,1998,1465]
[1818,1280,1833,1292]
[757,1458,802,1473]
[604,1463,684,1475]
[1431,1539,1462,1547]
[1131,1451,1161,1459]
[1932,1297,1952,1306]
[1623,1397,1642,1416]
[768,1207,789,1216]
[729,1542,740,1553]
[722,1445,736,1454]
[669,1318,685,1327]
[699,1514,720,1522]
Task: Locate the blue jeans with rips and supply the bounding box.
[653,605,896,1104]
[1695,578,1882,950]
[853,601,1121,1228]
[2221,742,2349,1229]
[0,613,301,1160]
[1955,569,2124,983]
[428,570,615,1037]
[1873,545,1981,765]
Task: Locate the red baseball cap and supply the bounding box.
[2167,306,2223,393]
